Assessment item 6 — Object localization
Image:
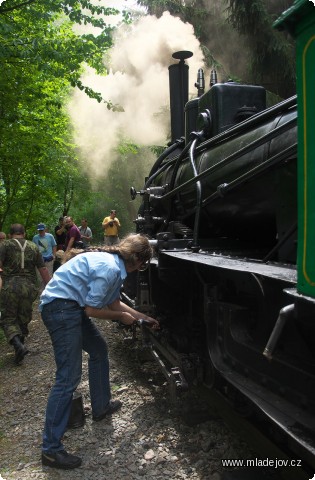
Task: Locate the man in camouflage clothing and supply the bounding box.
[0,223,50,364]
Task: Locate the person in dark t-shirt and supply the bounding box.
[54,216,67,251]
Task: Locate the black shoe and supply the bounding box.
[92,399,122,422]
[41,450,82,469]
[10,335,29,364]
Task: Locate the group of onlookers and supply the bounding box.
[0,209,121,251]
[0,214,100,364]
[0,210,121,365]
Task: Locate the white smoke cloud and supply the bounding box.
[68,11,204,178]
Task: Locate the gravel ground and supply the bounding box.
[0,303,256,480]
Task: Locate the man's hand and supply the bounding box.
[141,316,160,329]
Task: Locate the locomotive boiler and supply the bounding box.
[126,0,315,474]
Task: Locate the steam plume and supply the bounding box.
[68,12,204,179]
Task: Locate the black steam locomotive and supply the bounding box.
[127,1,315,474]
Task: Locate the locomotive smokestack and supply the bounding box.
[169,50,193,142]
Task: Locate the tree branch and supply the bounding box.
[0,0,36,14]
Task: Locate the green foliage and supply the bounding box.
[226,0,295,98]
[0,0,132,235]
[150,145,167,157]
[0,0,116,100]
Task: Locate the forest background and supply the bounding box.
[0,0,295,243]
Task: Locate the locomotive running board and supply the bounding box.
[160,250,297,283]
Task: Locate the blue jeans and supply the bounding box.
[41,299,111,453]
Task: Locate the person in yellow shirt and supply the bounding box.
[102,210,121,245]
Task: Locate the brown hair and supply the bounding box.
[62,234,153,267]
[10,224,25,235]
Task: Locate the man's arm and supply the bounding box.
[108,299,159,326]
[55,225,66,235]
[84,305,136,325]
[38,266,51,286]
[102,217,110,229]
[65,236,75,252]
[85,299,159,328]
[49,235,57,257]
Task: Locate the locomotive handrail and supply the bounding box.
[161,117,296,201]
[147,137,185,179]
[202,143,298,206]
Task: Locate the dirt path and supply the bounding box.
[0,303,254,480]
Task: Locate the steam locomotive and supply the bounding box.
[126,1,315,474]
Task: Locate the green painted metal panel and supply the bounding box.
[275,1,315,296]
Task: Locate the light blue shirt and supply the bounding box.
[39,252,127,311]
[32,233,56,260]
